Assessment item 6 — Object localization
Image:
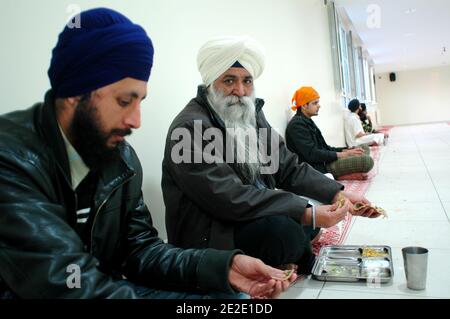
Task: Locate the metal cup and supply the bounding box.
[402,247,428,290]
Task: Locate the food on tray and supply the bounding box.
[312,245,393,283]
[361,247,388,257]
[324,265,359,277]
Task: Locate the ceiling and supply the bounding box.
[334,0,450,73]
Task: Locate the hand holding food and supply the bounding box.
[353,202,388,218]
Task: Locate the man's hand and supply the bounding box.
[345,147,365,156]
[337,148,365,158]
[338,191,370,206]
[228,255,297,299]
[356,131,366,138]
[314,202,350,228]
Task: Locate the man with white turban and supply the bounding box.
[162,36,375,272]
[197,36,265,87]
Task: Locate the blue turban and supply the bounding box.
[348,99,361,112]
[48,8,154,98]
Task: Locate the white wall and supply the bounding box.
[0,0,344,239]
[376,66,450,126]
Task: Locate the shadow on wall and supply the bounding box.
[285,105,295,127]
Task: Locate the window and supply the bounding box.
[347,31,356,98]
[363,57,372,102]
[353,47,364,100]
[338,24,351,102]
[329,2,377,107]
[327,0,342,96]
[369,65,377,103]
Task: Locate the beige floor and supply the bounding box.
[281,122,450,299]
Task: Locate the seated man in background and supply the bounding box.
[285,87,374,180]
[0,8,294,299]
[162,36,381,273]
[345,99,385,147]
[359,103,389,139]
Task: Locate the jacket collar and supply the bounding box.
[296,108,310,120]
[36,90,72,186]
[195,85,265,129]
[35,90,135,191]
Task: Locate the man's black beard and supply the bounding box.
[69,95,131,170]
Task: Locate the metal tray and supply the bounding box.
[311,245,394,283]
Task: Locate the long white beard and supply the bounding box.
[207,85,262,184]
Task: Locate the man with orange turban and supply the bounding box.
[286,87,374,180]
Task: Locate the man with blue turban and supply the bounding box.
[0,8,294,299]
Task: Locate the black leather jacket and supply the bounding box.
[0,90,237,298]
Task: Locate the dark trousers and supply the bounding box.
[234,215,320,268]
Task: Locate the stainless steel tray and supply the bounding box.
[311,245,394,283]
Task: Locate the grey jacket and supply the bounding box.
[162,86,343,250]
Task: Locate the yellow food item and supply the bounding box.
[375,206,388,218]
[271,268,295,281]
[353,203,388,218]
[282,269,295,281]
[336,194,346,209]
[362,248,388,257]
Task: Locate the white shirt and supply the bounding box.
[58,126,92,225]
[58,125,90,189]
[344,111,365,147]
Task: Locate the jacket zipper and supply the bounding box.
[90,173,136,254]
[74,192,78,224]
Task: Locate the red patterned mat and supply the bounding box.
[379,125,394,131]
[312,145,383,255]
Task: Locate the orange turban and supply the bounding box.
[291,87,320,111]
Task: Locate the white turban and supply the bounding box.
[197,36,265,87]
